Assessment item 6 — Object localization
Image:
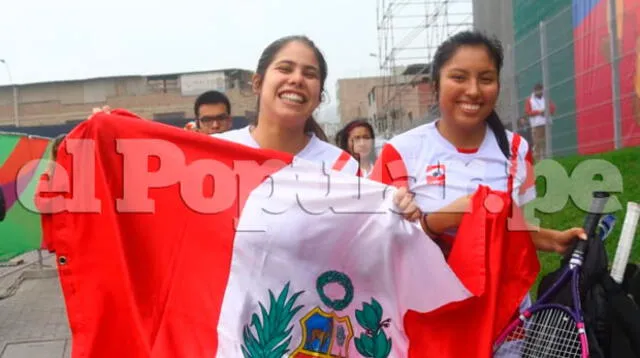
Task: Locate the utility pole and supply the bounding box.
[0,59,19,127]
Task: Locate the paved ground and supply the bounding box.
[0,251,71,358]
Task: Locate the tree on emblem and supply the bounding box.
[354,298,392,358]
[241,282,304,358]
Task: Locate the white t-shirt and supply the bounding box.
[372,120,537,321]
[373,121,536,213]
[213,126,359,176]
[528,94,548,128]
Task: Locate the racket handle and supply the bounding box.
[572,192,610,261]
[583,191,610,238]
[611,202,640,283]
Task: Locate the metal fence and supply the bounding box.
[376,1,640,158]
[504,1,640,158]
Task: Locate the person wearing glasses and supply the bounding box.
[191,90,233,135]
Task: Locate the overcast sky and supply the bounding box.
[0,0,472,122]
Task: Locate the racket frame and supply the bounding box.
[610,201,640,283]
[494,267,589,357]
[493,191,610,357]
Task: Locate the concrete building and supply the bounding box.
[336,65,435,138]
[0,68,257,130]
[336,76,386,126]
[367,64,435,137]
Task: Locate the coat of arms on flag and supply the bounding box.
[242,271,393,358]
[426,164,445,185]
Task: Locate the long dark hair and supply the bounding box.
[253,35,329,142]
[335,119,377,163]
[431,30,510,158]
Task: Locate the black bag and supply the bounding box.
[537,234,640,357]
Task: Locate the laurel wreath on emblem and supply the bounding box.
[317,271,391,357]
[354,298,393,358]
[240,282,305,358]
[316,270,354,311]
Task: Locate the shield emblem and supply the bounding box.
[426,164,446,185]
[291,307,354,358]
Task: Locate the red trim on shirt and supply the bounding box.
[507,134,522,196]
[524,99,535,117]
[456,147,479,154]
[520,146,536,194]
[331,151,352,171]
[370,144,409,187]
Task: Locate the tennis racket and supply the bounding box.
[610,201,640,284]
[492,191,611,358]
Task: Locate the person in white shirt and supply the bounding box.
[214,36,359,176]
[335,119,377,177]
[525,83,555,161]
[371,31,588,357]
[372,30,586,258]
[213,35,420,219]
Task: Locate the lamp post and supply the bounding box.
[0,59,19,127]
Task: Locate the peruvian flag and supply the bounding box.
[40,110,537,358]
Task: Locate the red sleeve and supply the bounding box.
[331,151,352,172]
[370,143,409,187]
[549,101,556,115]
[524,98,535,116]
[519,147,536,195]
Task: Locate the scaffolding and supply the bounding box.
[375,0,473,137]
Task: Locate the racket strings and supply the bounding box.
[496,308,583,357]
